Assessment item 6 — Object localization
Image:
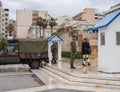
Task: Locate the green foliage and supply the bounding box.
[62,51,71,58]
[57,26,64,33]
[6,23,14,36]
[75,52,83,59]
[51,32,58,36]
[37,17,43,27]
[37,17,43,38]
[0,44,2,51]
[62,51,83,59]
[49,18,57,35]
[49,18,57,28]
[0,38,7,50]
[36,17,48,38]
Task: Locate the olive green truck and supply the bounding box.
[0,39,49,69]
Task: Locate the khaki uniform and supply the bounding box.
[70,40,76,68]
[51,43,58,64]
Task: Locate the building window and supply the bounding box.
[2,33,4,35]
[5,35,7,37]
[4,9,9,11]
[100,32,105,45]
[5,18,8,21]
[116,32,120,45]
[5,14,8,16]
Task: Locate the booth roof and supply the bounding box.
[48,34,64,42]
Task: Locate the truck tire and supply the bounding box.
[29,59,40,69]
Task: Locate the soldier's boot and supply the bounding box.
[71,64,76,69]
[54,60,57,64]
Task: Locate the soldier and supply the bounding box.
[70,36,77,69]
[51,42,58,64]
[81,38,91,73]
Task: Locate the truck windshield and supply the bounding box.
[7,46,15,52]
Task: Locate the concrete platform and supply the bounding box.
[7,59,120,92]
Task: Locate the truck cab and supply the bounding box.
[0,40,19,64]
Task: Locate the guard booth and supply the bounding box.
[48,34,64,66]
[93,10,120,73]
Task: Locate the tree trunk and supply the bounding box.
[40,27,41,38]
[36,26,37,39]
[42,28,44,38]
[51,27,53,36]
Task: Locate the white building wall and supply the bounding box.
[16,10,32,38]
[16,10,52,39]
[56,15,71,25]
[0,7,9,38]
[98,16,120,73]
[38,11,51,20]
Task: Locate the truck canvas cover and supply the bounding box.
[19,39,48,53]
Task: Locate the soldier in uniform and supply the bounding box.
[70,36,77,69]
[51,42,58,64]
[81,38,91,73]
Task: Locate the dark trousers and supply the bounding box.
[51,53,57,64]
[70,52,75,67]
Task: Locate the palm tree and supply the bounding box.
[49,18,57,35]
[6,23,14,36]
[37,17,43,38]
[41,19,48,38]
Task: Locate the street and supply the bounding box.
[0,64,45,92]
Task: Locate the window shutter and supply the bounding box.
[116,32,120,45]
[101,33,105,45]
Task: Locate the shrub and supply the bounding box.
[62,51,71,58]
[1,38,7,49]
[0,44,2,51]
[62,51,83,59]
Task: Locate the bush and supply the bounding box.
[62,51,83,59]
[0,44,2,51]
[62,51,71,58]
[1,38,7,49]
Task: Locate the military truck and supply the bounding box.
[0,39,49,69]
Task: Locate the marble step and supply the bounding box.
[43,66,120,89]
[42,68,101,88]
[31,69,58,85]
[47,65,120,81]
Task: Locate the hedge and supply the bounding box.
[0,44,2,51]
[62,51,83,59]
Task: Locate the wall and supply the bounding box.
[98,15,120,73]
[16,10,32,38]
[81,8,95,21]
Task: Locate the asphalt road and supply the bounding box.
[40,89,95,92]
[0,64,45,92]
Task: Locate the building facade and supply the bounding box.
[16,9,51,39]
[56,15,71,26]
[73,8,104,21]
[93,10,120,73]
[105,3,120,15]
[0,1,9,38]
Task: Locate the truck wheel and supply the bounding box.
[29,60,40,69]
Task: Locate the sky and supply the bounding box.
[1,0,120,20]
